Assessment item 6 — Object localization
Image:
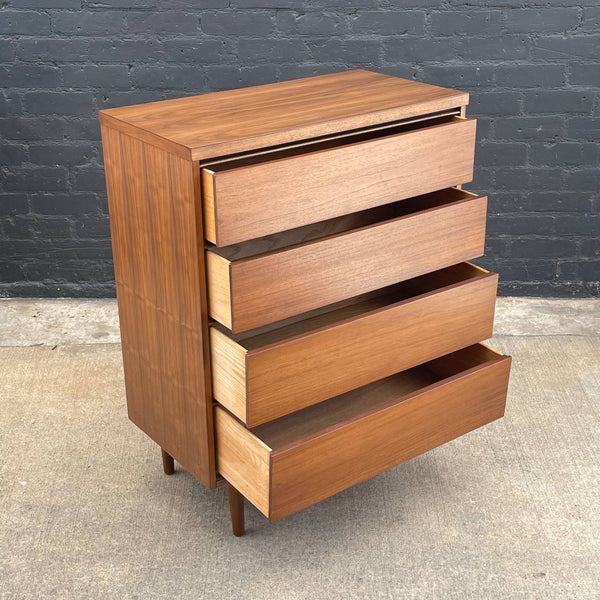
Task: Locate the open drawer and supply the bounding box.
[211,262,498,426]
[206,187,487,333]
[215,343,511,521]
[202,115,476,246]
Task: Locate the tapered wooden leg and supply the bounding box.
[227,484,245,537]
[161,448,174,475]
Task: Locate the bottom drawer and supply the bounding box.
[215,343,511,521]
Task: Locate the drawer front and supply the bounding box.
[206,190,487,333]
[215,344,512,521]
[211,264,498,427]
[203,116,476,246]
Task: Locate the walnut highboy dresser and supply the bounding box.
[100,70,511,536]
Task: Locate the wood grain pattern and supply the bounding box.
[101,124,216,488]
[215,406,270,516]
[205,251,232,329]
[214,344,511,521]
[210,327,247,422]
[206,188,487,333]
[203,116,476,246]
[99,70,468,160]
[211,263,498,426]
[268,350,511,521]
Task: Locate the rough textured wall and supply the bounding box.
[0,0,598,297]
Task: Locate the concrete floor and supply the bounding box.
[0,298,598,599]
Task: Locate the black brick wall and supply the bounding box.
[1,1,598,298]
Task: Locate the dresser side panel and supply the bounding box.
[100,123,216,488]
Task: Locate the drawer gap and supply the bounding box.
[210,187,479,262]
[249,343,506,451]
[218,262,491,350]
[201,108,461,169]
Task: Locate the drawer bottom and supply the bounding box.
[215,343,511,521]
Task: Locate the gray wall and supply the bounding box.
[1,1,598,298]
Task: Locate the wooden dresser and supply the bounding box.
[99,69,511,536]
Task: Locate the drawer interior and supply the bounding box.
[209,187,482,261]
[214,261,492,350]
[215,342,511,520]
[250,343,505,450]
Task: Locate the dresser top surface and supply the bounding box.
[99,69,468,160]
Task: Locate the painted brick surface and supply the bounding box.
[0,1,598,297]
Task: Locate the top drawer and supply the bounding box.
[202,115,477,246]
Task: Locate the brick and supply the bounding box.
[533,36,600,59]
[0,11,51,35]
[75,216,111,238]
[554,216,600,235]
[231,0,301,6]
[127,12,199,35]
[0,145,28,166]
[130,65,204,90]
[205,66,242,91]
[581,239,600,257]
[511,238,577,259]
[0,117,65,140]
[525,91,594,114]
[0,40,16,62]
[240,65,279,87]
[505,8,579,33]
[201,12,273,36]
[30,193,104,216]
[385,37,453,62]
[295,12,347,35]
[0,195,29,216]
[72,167,108,192]
[580,6,600,32]
[29,144,98,167]
[87,39,162,62]
[454,36,529,60]
[565,170,600,191]
[495,116,565,141]
[237,39,309,64]
[488,214,556,236]
[579,261,600,283]
[421,65,494,88]
[495,64,566,88]
[17,39,90,62]
[0,65,62,88]
[62,65,131,89]
[0,91,22,116]
[24,92,94,116]
[529,143,598,167]
[308,39,381,65]
[430,11,501,36]
[469,92,521,116]
[2,167,68,192]
[53,11,128,35]
[12,0,82,7]
[351,11,425,35]
[62,118,101,141]
[87,0,157,7]
[476,143,527,167]
[158,39,234,64]
[567,118,600,141]
[524,192,594,214]
[494,168,563,191]
[570,63,600,87]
